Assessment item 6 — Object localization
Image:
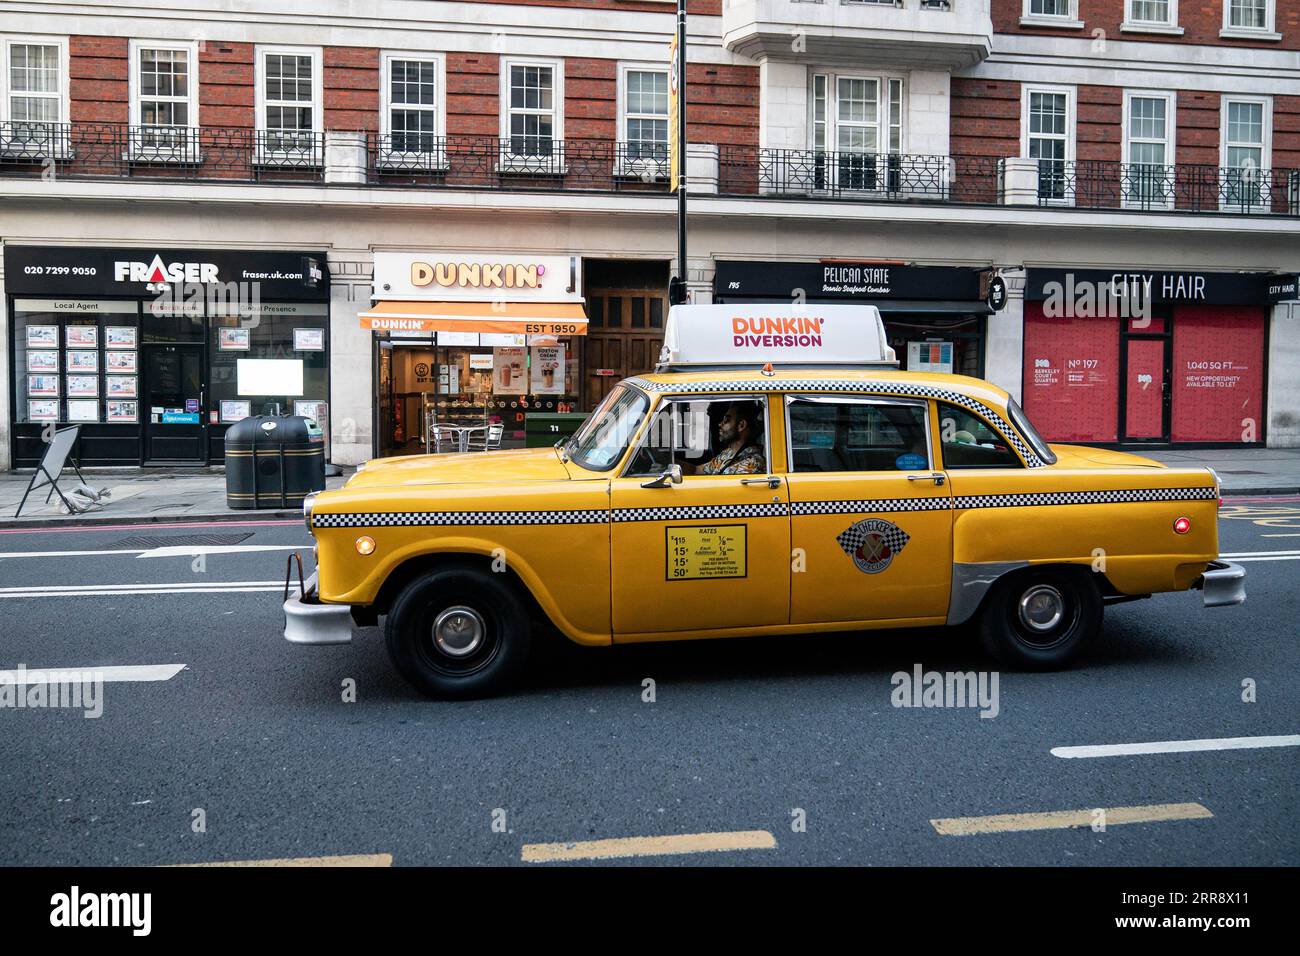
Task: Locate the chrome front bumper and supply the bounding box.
[283,570,355,645]
[1196,560,1246,608]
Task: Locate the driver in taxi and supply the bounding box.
[684,402,766,475]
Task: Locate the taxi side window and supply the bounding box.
[787,399,930,473]
[627,399,766,476]
[938,404,1023,469]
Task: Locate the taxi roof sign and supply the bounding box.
[656,303,897,371]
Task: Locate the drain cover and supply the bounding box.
[111,533,253,549]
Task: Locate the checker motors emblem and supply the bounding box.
[837,518,910,574]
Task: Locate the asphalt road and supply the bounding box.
[0,499,1296,866]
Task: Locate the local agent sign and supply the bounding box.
[373,252,582,302]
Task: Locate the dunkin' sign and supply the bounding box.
[732,314,825,348]
[659,304,893,368]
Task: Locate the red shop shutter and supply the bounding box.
[1170,306,1266,443]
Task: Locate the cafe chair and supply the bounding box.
[430,424,460,454]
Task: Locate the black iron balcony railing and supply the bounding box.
[0,122,325,182]
[717,145,1002,204]
[1036,159,1299,215]
[366,134,670,191]
[1,122,1296,218]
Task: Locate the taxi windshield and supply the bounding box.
[564,385,651,472]
[1008,399,1057,465]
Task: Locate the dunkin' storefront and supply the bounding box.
[362,252,587,456]
[5,245,330,468]
[1022,269,1293,447]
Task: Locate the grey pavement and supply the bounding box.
[0,467,351,528]
[1144,448,1300,496]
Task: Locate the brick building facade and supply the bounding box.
[1,0,1297,467]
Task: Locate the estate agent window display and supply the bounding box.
[12,300,141,427]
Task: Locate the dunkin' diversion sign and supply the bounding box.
[657,304,896,369]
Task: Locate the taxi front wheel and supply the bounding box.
[977,569,1102,671]
[385,568,532,699]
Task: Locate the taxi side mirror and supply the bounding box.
[640,463,683,489]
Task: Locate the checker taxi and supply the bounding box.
[285,304,1245,699]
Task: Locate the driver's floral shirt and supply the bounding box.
[700,443,766,475]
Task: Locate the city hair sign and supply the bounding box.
[1025,268,1285,307]
[373,252,582,302]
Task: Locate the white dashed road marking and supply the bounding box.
[1052,734,1300,759]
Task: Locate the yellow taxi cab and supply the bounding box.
[284,304,1245,698]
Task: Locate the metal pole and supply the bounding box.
[676,0,687,302]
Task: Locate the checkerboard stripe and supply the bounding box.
[613,503,789,522]
[625,377,1045,467]
[953,487,1217,510]
[792,497,948,516]
[310,486,1215,530]
[311,509,607,529]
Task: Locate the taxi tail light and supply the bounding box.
[1173,516,1192,535]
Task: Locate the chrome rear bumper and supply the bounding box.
[283,570,355,645]
[1196,560,1246,608]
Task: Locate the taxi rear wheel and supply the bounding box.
[978,568,1102,671]
[385,568,532,699]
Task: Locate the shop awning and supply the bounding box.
[360,300,588,336]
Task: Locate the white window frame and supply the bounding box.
[806,70,907,195]
[1120,0,1184,35]
[1221,0,1280,40]
[128,39,200,162]
[1019,0,1084,29]
[254,44,323,166]
[499,56,564,172]
[1121,90,1176,210]
[0,35,70,158]
[1219,94,1272,213]
[379,51,446,170]
[1020,84,1076,206]
[616,62,669,181]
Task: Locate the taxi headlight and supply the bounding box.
[303,492,318,533]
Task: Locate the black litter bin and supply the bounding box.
[225,415,325,510]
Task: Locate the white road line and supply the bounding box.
[1052,734,1300,759]
[136,545,302,559]
[0,581,288,599]
[1,664,186,683]
[1224,556,1300,563]
[1221,550,1300,557]
[1216,548,1300,556]
[0,546,303,560]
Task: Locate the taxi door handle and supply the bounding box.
[907,473,946,486]
[741,476,782,489]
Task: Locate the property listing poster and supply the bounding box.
[1021,305,1119,442]
[1170,307,1265,443]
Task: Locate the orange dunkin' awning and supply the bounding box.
[360,300,588,336]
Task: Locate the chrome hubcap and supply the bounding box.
[1018,585,1064,633]
[432,606,486,658]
